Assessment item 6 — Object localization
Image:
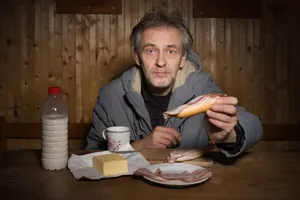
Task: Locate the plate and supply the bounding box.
[142,163,211,187]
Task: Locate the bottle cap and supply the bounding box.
[48,87,62,94]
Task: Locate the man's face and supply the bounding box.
[135,26,186,94]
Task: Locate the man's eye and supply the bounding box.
[168,50,175,54]
[147,49,155,54]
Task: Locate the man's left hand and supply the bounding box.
[205,96,238,143]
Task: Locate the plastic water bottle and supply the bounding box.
[41,87,68,170]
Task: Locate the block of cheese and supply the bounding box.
[92,153,128,176]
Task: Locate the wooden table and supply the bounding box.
[1,150,300,200]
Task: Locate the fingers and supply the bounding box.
[156,137,171,147]
[211,104,237,116]
[152,126,181,147]
[208,117,236,133]
[215,96,238,105]
[161,134,178,145]
[207,96,238,134]
[155,126,182,141]
[206,110,236,123]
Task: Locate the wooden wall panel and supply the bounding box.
[0,0,299,126]
[287,2,300,125]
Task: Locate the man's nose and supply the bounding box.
[155,51,166,67]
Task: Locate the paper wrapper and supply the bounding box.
[68,143,150,180]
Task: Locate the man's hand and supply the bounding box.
[205,96,238,143]
[131,126,181,150]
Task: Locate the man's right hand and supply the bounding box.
[131,126,181,150]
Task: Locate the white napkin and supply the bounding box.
[67,143,150,180]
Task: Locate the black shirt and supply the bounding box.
[141,83,171,129]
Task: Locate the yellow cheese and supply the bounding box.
[92,153,128,176]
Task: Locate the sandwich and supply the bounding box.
[163,94,226,119]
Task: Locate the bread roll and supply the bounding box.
[163,94,226,119]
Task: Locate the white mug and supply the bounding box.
[102,126,130,152]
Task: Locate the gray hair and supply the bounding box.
[130,8,194,55]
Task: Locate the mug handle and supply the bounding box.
[102,129,107,140]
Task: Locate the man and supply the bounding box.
[86,8,263,157]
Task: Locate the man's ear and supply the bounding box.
[134,51,140,66]
[179,53,187,69]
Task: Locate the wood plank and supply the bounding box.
[81,15,91,123]
[194,18,203,59]
[230,19,240,98]
[2,121,300,141]
[0,2,9,117]
[5,1,19,122]
[193,0,261,18]
[261,0,276,124]
[274,10,288,124]
[202,18,210,72]
[103,14,112,79]
[33,0,43,122]
[88,14,97,123]
[124,0,133,65]
[187,0,195,51]
[145,0,154,12]
[138,0,145,20]
[180,0,187,23]
[115,1,126,86]
[215,18,225,89]
[53,1,63,88]
[75,15,83,123]
[130,0,138,61]
[20,1,30,122]
[56,0,122,14]
[109,14,118,79]
[245,19,254,113]
[25,0,36,122]
[224,19,232,95]
[290,4,300,124]
[47,0,56,88]
[95,14,106,88]
[238,19,246,108]
[40,0,50,118]
[62,14,77,123]
[252,19,261,117]
[209,18,217,80]
[13,1,22,122]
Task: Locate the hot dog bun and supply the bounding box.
[164,94,225,119]
[176,100,216,118]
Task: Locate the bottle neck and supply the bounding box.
[49,93,63,99]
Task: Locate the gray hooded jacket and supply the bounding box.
[86,51,263,157]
